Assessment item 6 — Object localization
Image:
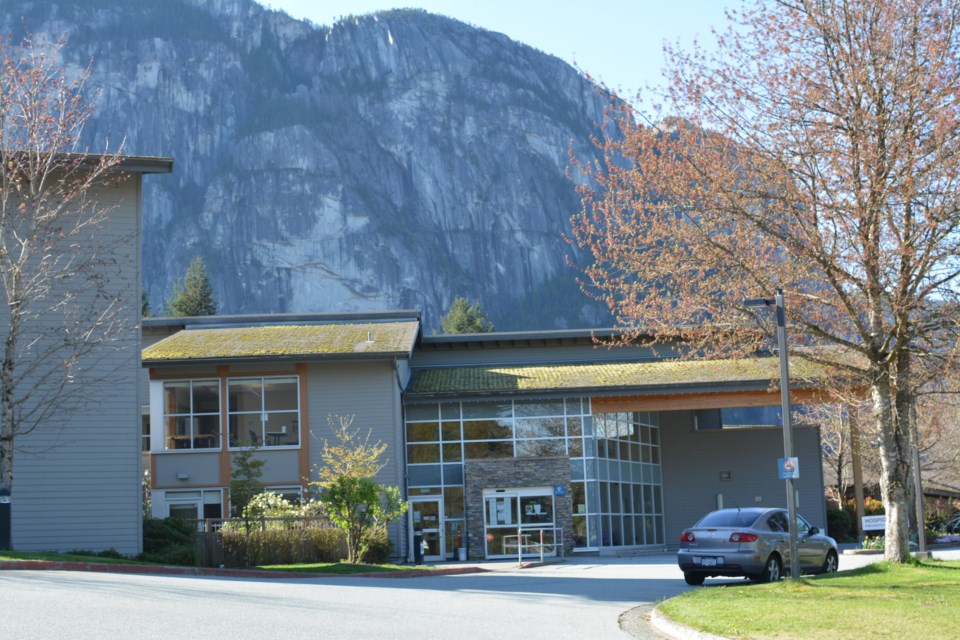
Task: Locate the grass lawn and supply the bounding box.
[659,560,960,639]
[0,550,155,565]
[1,550,429,575]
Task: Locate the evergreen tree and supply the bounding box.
[440,296,495,334]
[166,256,219,317]
[141,290,151,318]
[230,448,265,519]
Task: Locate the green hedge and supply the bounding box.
[219,525,347,567]
[138,517,198,565]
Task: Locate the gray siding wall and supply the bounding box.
[154,453,222,487]
[12,177,143,553]
[660,410,825,546]
[307,360,405,554]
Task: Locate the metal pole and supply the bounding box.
[775,289,800,580]
[0,487,10,550]
[913,422,928,558]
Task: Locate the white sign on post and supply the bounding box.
[861,515,886,531]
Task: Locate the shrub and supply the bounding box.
[218,519,347,567]
[138,517,198,566]
[925,497,959,532]
[861,535,884,550]
[826,508,852,541]
[863,496,884,515]
[843,496,886,537]
[360,526,392,564]
[66,548,125,560]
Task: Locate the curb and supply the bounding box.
[0,560,489,579]
[650,607,730,640]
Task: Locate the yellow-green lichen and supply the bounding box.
[142,322,419,362]
[409,357,828,394]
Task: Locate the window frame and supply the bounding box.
[161,378,221,451]
[227,375,301,450]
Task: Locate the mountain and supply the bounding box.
[3,0,615,331]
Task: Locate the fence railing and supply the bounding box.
[503,527,565,564]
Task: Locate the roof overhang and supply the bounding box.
[403,356,836,405]
[111,155,174,173]
[143,320,420,366]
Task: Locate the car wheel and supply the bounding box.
[822,550,838,574]
[683,572,706,586]
[757,554,782,583]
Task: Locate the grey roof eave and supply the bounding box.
[401,377,802,402]
[143,350,412,368]
[142,310,422,330]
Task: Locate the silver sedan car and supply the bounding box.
[677,507,838,585]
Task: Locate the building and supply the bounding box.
[143,312,827,561]
[142,312,417,552]
[10,155,173,554]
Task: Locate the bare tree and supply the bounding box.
[810,404,853,505]
[0,32,127,493]
[571,0,960,561]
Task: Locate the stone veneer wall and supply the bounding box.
[463,456,572,560]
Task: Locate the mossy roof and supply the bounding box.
[142,322,419,364]
[407,356,827,397]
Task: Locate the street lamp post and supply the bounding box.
[744,288,800,580]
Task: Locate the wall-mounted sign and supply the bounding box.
[553,484,566,496]
[862,515,886,531]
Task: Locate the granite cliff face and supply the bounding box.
[4,0,614,331]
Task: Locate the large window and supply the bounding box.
[163,379,220,450]
[592,412,664,547]
[405,398,593,557]
[694,405,814,429]
[228,376,299,448]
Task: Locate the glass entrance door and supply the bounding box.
[409,498,444,562]
[483,488,557,559]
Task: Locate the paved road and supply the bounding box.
[3,555,689,640]
[5,549,954,640]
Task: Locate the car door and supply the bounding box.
[766,511,791,562]
[794,514,825,570]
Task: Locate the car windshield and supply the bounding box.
[696,510,762,528]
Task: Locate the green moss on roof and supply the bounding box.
[142,322,419,362]
[408,357,827,395]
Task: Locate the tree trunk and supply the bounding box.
[872,376,912,562]
[0,322,18,493]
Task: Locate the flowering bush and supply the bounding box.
[861,535,884,550]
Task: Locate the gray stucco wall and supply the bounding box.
[11,177,144,553]
[659,410,825,546]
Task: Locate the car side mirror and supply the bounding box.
[809,526,819,536]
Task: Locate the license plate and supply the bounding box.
[699,557,722,567]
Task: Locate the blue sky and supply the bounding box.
[264,1,733,97]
